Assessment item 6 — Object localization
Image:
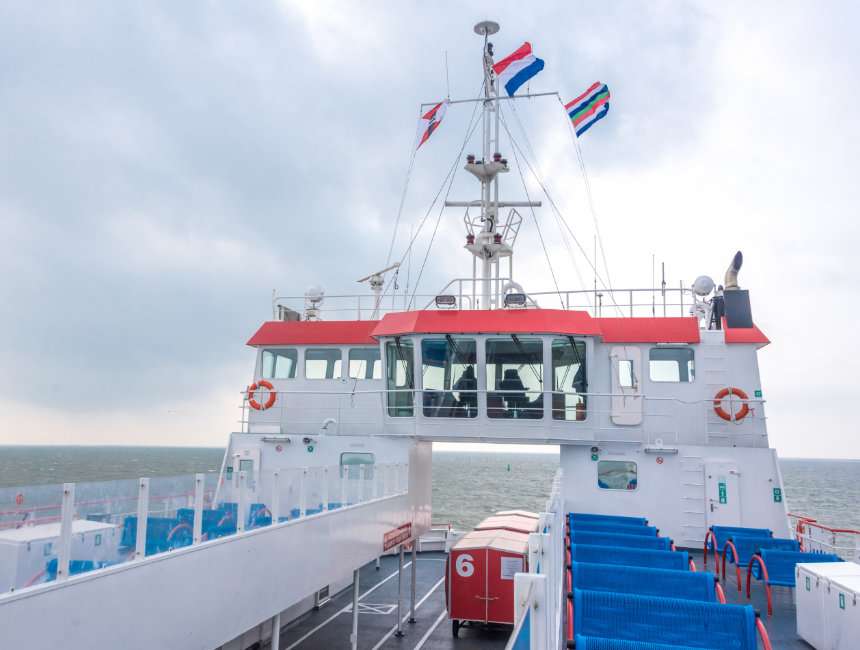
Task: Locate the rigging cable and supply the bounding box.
[384,109,421,267]
[507,101,590,307]
[501,116,624,315]
[378,92,484,306]
[557,95,617,303]
[498,105,565,309]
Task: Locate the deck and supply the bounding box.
[276,549,808,649]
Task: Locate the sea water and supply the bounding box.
[0,446,857,531]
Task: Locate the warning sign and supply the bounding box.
[383,523,412,551]
[500,556,523,581]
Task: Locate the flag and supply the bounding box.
[416,101,447,150]
[565,82,610,137]
[493,42,545,97]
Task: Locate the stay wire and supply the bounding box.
[498,106,565,309]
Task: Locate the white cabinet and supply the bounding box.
[824,574,860,650]
[796,562,860,649]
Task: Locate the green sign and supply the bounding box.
[307,445,315,453]
[590,454,599,462]
[773,487,782,503]
[805,576,811,591]
[718,481,727,504]
[754,389,763,398]
[839,592,846,609]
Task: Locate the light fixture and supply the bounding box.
[504,292,527,307]
[435,294,456,308]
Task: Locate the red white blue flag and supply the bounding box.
[493,42,545,97]
[566,82,610,137]
[416,101,447,150]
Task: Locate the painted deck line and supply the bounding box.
[412,610,448,650]
[370,576,445,650]
[283,561,413,650]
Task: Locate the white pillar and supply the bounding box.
[350,568,360,650]
[193,473,204,545]
[237,471,248,533]
[135,478,150,560]
[271,612,281,650]
[56,483,75,581]
[395,545,405,637]
[409,543,417,623]
[271,471,281,524]
[299,468,307,517]
[322,467,329,511]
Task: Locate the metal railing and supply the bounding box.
[241,388,768,447]
[505,469,565,649]
[787,513,860,562]
[271,282,698,320]
[0,463,409,596]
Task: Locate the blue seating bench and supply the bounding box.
[575,637,716,650]
[569,531,672,551]
[572,561,716,602]
[746,549,843,615]
[573,589,765,649]
[721,536,799,589]
[569,544,689,572]
[571,523,659,537]
[703,525,772,570]
[570,513,649,526]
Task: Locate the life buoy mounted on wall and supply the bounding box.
[247,379,276,411]
[713,387,750,422]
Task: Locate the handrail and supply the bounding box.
[745,554,773,616]
[756,614,773,650]
[721,540,742,591]
[715,580,726,604]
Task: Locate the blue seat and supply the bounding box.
[574,589,758,649]
[572,561,715,602]
[570,531,672,551]
[118,516,185,555]
[571,522,659,537]
[571,513,648,526]
[707,525,771,550]
[575,636,717,650]
[752,549,842,587]
[570,544,689,572]
[723,536,799,571]
[45,558,109,581]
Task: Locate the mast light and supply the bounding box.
[435,294,457,308]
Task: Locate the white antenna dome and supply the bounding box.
[305,285,325,303]
[692,275,715,297]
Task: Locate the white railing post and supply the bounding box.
[528,532,542,575]
[56,483,75,581]
[358,465,365,503]
[341,466,348,506]
[237,470,248,533]
[271,470,281,524]
[300,468,307,517]
[382,464,389,497]
[322,467,329,511]
[193,473,204,545]
[531,573,548,649]
[372,465,379,499]
[135,478,150,560]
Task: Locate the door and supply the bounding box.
[611,346,643,425]
[487,551,523,624]
[449,548,487,622]
[704,461,741,527]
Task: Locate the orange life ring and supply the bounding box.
[713,387,750,422]
[248,379,276,411]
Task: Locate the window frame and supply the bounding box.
[260,348,299,380]
[485,336,544,420]
[304,347,344,380]
[597,460,638,491]
[347,346,382,380]
[420,336,478,419]
[385,338,415,417]
[648,346,695,383]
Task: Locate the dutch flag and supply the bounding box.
[493,42,545,97]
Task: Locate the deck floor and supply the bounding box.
[277,551,508,650]
[276,549,810,649]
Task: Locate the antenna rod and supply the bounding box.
[420,91,559,108]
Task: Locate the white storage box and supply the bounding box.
[823,574,860,650]
[796,562,860,649]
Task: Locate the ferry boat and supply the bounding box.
[1,20,858,650]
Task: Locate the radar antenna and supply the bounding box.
[357,263,401,318]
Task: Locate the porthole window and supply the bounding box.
[597,460,637,490]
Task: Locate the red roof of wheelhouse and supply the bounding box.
[246,310,766,346]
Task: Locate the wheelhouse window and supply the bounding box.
[261,349,298,379]
[386,338,414,417]
[421,337,478,418]
[649,347,694,383]
[552,338,587,421]
[486,337,543,419]
[305,348,343,379]
[348,347,382,379]
[597,460,638,490]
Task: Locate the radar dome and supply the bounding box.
[305,285,325,302]
[692,275,715,297]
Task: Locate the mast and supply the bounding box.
[445,21,540,310]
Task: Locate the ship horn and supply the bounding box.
[724,250,743,290]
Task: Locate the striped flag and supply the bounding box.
[416,101,448,150]
[566,82,610,137]
[493,42,545,97]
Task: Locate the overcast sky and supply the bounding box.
[1,2,858,458]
